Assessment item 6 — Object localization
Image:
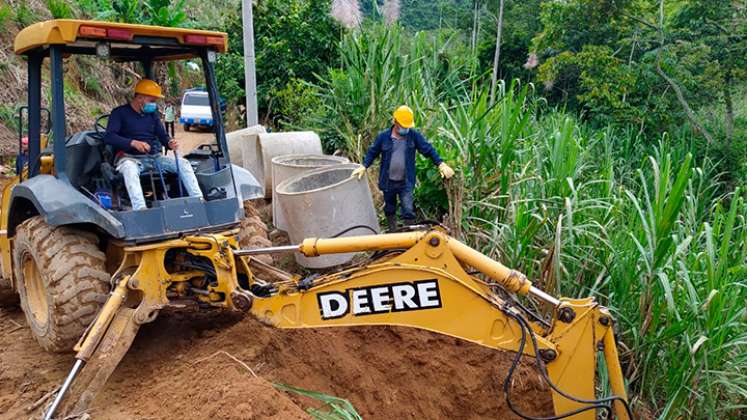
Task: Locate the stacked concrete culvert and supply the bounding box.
[275,164,379,268]
[256,132,323,197]
[271,154,350,231]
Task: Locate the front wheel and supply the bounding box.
[184,123,191,132]
[13,217,110,352]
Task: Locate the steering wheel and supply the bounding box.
[197,143,223,157]
[93,114,109,136]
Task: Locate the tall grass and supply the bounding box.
[310,24,472,161]
[309,22,747,418]
[274,383,362,420]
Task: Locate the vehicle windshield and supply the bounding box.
[183,94,210,106]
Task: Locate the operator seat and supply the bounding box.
[64,131,105,189]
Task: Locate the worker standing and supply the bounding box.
[353,105,454,231]
[163,101,176,138]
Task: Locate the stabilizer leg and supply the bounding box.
[61,308,140,417]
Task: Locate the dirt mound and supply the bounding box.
[1,305,553,419]
[93,308,553,419]
[96,327,309,420]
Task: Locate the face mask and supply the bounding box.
[397,127,410,136]
[143,102,158,113]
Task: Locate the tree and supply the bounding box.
[476,0,543,87]
[665,0,747,147]
[655,0,714,145]
[76,0,188,27]
[215,0,342,121]
[528,0,747,143]
[530,0,638,113]
[395,0,473,31]
[489,0,504,106]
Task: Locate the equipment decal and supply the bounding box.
[316,279,442,320]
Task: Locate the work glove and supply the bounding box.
[438,162,455,179]
[351,165,367,179]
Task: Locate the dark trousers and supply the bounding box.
[383,180,415,220]
[165,121,175,137]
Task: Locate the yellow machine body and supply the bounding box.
[53,228,629,419]
[0,134,51,283]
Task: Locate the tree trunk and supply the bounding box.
[470,0,479,52]
[724,72,734,150]
[475,2,481,51]
[655,0,715,145]
[489,0,504,106]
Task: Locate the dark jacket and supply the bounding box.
[363,128,443,191]
[104,104,170,156]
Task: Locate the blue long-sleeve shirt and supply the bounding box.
[104,104,170,156]
[363,128,443,191]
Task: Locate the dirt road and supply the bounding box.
[173,124,215,154]
[163,124,215,157]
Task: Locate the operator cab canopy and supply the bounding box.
[11,20,243,242]
[14,19,227,60]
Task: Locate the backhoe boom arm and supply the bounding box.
[247,229,630,419]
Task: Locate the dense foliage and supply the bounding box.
[281,14,747,418]
[74,0,189,27]
[530,0,747,170]
[214,0,341,123]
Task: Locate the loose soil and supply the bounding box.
[0,143,555,419]
[1,306,553,419]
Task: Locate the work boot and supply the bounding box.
[387,214,397,232]
[403,218,417,227]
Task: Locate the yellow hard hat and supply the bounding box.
[134,79,164,98]
[393,105,415,128]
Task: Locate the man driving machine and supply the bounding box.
[104,79,203,210]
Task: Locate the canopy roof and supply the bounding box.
[14,19,227,60]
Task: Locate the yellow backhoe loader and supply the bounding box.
[1,20,631,420]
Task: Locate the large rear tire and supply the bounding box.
[13,217,110,352]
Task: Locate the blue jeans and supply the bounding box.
[383,181,415,220]
[116,154,203,210]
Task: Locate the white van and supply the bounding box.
[179,90,213,131]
